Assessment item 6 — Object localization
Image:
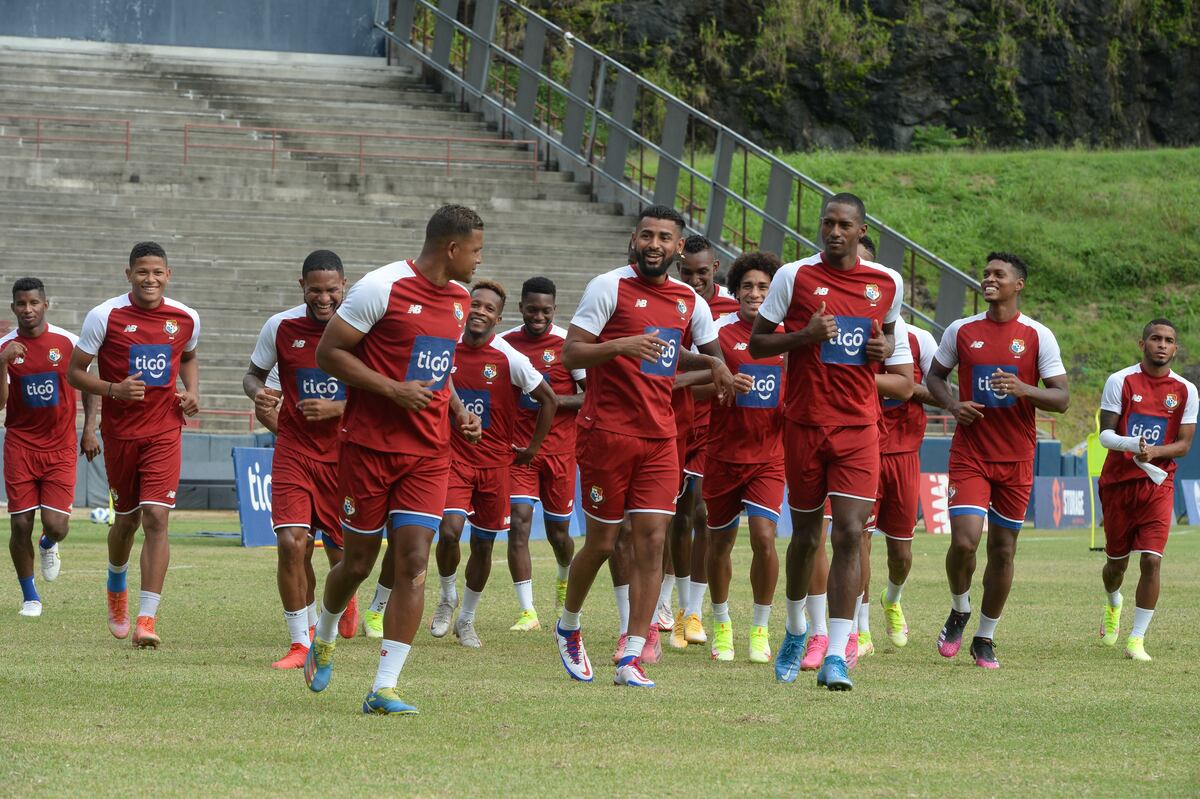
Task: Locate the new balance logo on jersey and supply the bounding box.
[1132,394,1143,402]
[813,287,830,296]
[21,372,60,408]
[407,304,423,314]
[635,299,648,308]
[970,340,984,349]
[737,365,781,409]
[124,325,139,333]
[641,327,681,377]
[296,368,346,401]
[405,336,455,390]
[129,344,173,387]
[734,342,749,350]
[820,316,870,365]
[166,490,177,500]
[291,340,306,348]
[971,365,1018,408]
[456,389,492,429]
[1128,413,1167,446]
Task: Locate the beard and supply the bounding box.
[635,247,676,278]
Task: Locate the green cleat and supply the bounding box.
[1100,603,1120,646]
[748,625,771,663]
[880,589,909,648]
[1125,636,1152,662]
[711,620,734,661]
[362,687,418,715]
[362,608,384,639]
[509,609,541,632]
[857,630,875,658]
[555,579,568,611]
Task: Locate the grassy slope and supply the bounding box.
[3,513,1199,797]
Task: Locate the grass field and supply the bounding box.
[3,511,1199,797]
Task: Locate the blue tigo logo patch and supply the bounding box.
[296,368,345,401]
[882,397,904,410]
[405,336,455,390]
[129,344,173,387]
[457,389,492,429]
[737,364,781,408]
[21,372,60,408]
[819,316,870,365]
[640,327,681,377]
[519,374,549,411]
[1128,412,1168,446]
[971,365,1018,408]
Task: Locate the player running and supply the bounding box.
[703,252,785,663]
[304,205,482,715]
[2,278,100,617]
[926,252,1069,669]
[750,194,909,690]
[553,205,734,688]
[244,250,350,669]
[430,280,557,647]
[1097,319,1196,662]
[499,276,585,629]
[67,242,200,648]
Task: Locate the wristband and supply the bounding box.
[107,382,114,398]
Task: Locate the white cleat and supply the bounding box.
[19,600,43,618]
[654,601,675,631]
[554,624,594,682]
[429,599,456,638]
[613,657,655,688]
[453,616,482,648]
[40,543,61,582]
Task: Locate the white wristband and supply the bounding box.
[1099,429,1142,453]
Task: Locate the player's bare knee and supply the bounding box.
[41,514,69,541]
[1139,553,1161,576]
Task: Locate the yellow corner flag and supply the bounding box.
[1085,410,1106,551]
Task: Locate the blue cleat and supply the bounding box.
[304,636,336,693]
[816,655,853,691]
[775,630,808,683]
[362,688,419,715]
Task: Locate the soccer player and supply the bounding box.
[499,276,585,629]
[303,205,482,715]
[703,252,785,663]
[67,241,200,648]
[750,193,909,690]
[2,278,101,617]
[1097,319,1196,662]
[553,204,734,688]
[245,250,350,669]
[926,252,1069,669]
[430,280,556,647]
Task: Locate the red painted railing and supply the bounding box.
[0,113,131,160]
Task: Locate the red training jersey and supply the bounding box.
[500,324,585,455]
[758,253,903,428]
[77,294,200,442]
[450,333,543,466]
[933,311,1065,463]
[570,264,717,440]
[1099,363,1198,488]
[335,260,469,456]
[706,313,785,464]
[1,324,79,450]
[881,320,938,455]
[251,305,344,463]
[691,284,740,431]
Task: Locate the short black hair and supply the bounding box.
[682,234,712,255]
[12,277,45,299]
[1143,317,1178,340]
[824,192,867,224]
[426,204,484,244]
[636,204,686,231]
[129,241,167,267]
[986,251,1028,280]
[302,249,344,276]
[471,279,506,309]
[859,235,877,259]
[521,276,556,301]
[726,251,782,297]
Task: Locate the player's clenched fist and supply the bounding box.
[865,319,891,362]
[175,390,200,417]
[951,399,985,427]
[391,378,435,410]
[804,302,838,344]
[457,409,482,443]
[0,341,27,365]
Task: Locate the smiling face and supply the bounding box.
[467,286,504,338]
[520,292,555,337]
[735,269,772,323]
[820,202,866,261]
[981,258,1024,305]
[447,229,485,283]
[679,248,717,299]
[632,217,684,279]
[126,255,171,307]
[299,269,345,323]
[1140,324,1178,369]
[11,289,47,333]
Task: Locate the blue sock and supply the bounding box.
[19,575,39,603]
[107,564,127,593]
[39,534,55,550]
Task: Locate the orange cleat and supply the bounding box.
[338,595,360,640]
[271,642,310,669]
[107,590,130,639]
[132,615,160,649]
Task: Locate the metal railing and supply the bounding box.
[927,414,1059,439]
[0,113,131,161]
[182,123,538,179]
[375,0,982,335]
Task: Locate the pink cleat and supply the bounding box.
[642,626,662,664]
[612,632,629,665]
[937,610,971,659]
[800,634,828,671]
[845,633,859,670]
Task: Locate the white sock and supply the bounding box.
[306,601,318,628]
[623,634,646,660]
[371,639,411,691]
[952,591,971,614]
[558,608,581,631]
[658,573,676,607]
[808,593,828,636]
[885,579,904,605]
[1131,606,1154,638]
[713,601,730,623]
[369,583,392,613]
[514,580,534,612]
[459,587,483,623]
[753,603,772,628]
[1106,590,1122,608]
[439,573,458,604]
[689,582,708,620]
[827,617,853,660]
[676,576,691,614]
[976,613,1000,639]
[614,584,630,634]
[138,591,161,619]
[851,593,864,635]
[315,601,343,644]
[858,597,871,634]
[556,563,570,582]
[786,597,807,636]
[284,608,309,646]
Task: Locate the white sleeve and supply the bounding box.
[570,367,586,382]
[884,270,903,325]
[336,273,391,334]
[184,308,200,352]
[1100,428,1142,453]
[933,320,961,370]
[501,343,544,395]
[250,318,279,372]
[569,273,619,336]
[757,265,795,326]
[884,316,913,366]
[1183,381,1199,425]
[76,307,109,356]
[1099,372,1125,415]
[915,328,937,382]
[690,294,717,347]
[266,366,281,391]
[1036,324,1067,380]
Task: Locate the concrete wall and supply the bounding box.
[0,0,384,56]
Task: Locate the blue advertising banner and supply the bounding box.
[1181,479,1200,525]
[232,447,275,547]
[1032,476,1096,530]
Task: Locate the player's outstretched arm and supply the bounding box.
[515,381,559,466]
[561,324,668,370]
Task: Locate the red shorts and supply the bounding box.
[947,450,1031,530]
[510,450,576,521]
[579,428,677,523]
[1100,479,1173,559]
[444,458,511,538]
[338,441,450,535]
[873,450,921,540]
[103,430,182,514]
[4,441,75,515]
[784,422,880,511]
[272,447,342,547]
[684,423,709,478]
[703,457,785,530]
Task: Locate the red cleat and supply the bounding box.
[642,625,662,664]
[338,595,360,640]
[611,632,629,665]
[132,615,160,649]
[107,590,130,639]
[271,642,310,669]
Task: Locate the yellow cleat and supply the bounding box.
[509,609,541,632]
[880,589,909,648]
[1100,603,1120,646]
[670,609,688,649]
[711,621,734,661]
[749,625,771,663]
[684,613,707,644]
[1125,636,1152,662]
[555,579,568,611]
[857,630,875,658]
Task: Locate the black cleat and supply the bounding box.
[969,636,1000,669]
[936,609,971,658]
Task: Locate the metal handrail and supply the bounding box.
[0,113,131,160]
